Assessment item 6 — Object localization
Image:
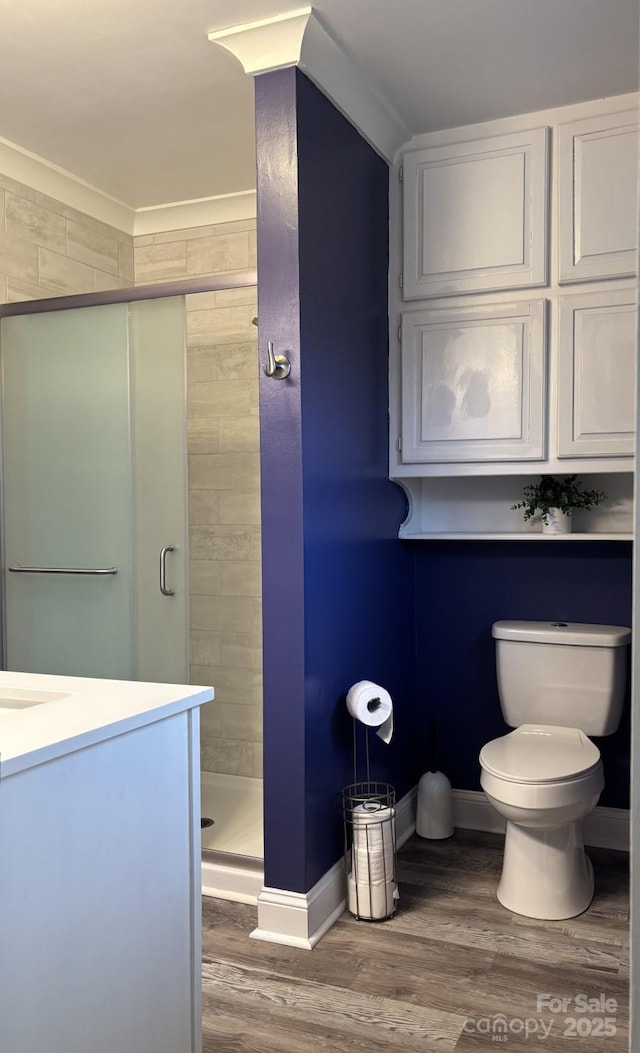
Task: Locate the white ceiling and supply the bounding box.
[0,0,638,209]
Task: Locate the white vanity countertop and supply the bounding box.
[0,670,213,778]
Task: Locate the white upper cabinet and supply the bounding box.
[558,110,639,283]
[402,128,549,299]
[401,299,546,463]
[557,288,637,458]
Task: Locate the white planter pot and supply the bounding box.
[542,507,572,535]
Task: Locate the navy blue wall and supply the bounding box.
[413,541,633,808]
[256,69,632,897]
[256,69,416,894]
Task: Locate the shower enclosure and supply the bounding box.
[0,274,263,899]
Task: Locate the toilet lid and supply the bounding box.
[480,725,601,783]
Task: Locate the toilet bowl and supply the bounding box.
[480,620,630,920]
[480,724,603,919]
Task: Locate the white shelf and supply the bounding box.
[401,531,633,542]
[396,474,634,540]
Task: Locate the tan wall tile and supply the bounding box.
[38,248,95,294]
[189,560,222,596]
[188,343,258,383]
[190,629,223,667]
[185,290,217,312]
[34,192,131,245]
[188,381,255,420]
[0,276,7,303]
[190,524,258,562]
[220,561,262,597]
[186,304,256,344]
[0,174,37,201]
[189,489,221,525]
[118,241,134,283]
[201,738,254,777]
[187,417,219,454]
[201,702,262,743]
[188,452,259,491]
[5,194,67,253]
[67,218,119,275]
[218,490,261,525]
[6,277,47,301]
[190,559,262,597]
[249,229,257,268]
[186,231,250,276]
[190,593,261,634]
[0,230,38,282]
[94,269,130,291]
[215,286,257,308]
[146,219,255,248]
[221,633,263,672]
[190,665,262,706]
[217,416,260,454]
[251,742,263,778]
[135,240,187,282]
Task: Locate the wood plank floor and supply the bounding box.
[201,829,629,1052]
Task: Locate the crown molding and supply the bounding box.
[209,8,409,163]
[133,191,257,236]
[208,7,312,75]
[0,135,136,234]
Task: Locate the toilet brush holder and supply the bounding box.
[416,720,454,839]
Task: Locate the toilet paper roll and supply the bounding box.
[348,873,399,920]
[346,680,394,744]
[352,804,396,885]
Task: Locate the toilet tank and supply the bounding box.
[492,621,631,736]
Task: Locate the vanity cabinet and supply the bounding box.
[557,109,639,283]
[557,288,637,458]
[400,300,546,464]
[402,128,548,299]
[0,673,212,1053]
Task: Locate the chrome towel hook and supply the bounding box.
[263,340,291,380]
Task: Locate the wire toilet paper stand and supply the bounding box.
[342,720,398,921]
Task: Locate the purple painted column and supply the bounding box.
[256,69,416,894]
[255,69,307,892]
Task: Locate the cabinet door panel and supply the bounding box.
[401,300,546,463]
[403,128,548,299]
[557,290,636,457]
[558,111,639,283]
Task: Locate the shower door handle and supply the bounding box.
[159,545,175,596]
[8,564,118,575]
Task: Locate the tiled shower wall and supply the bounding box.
[0,173,134,301]
[134,221,262,778]
[0,174,261,780]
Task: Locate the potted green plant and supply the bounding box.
[511,475,607,534]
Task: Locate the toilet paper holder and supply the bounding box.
[342,721,398,922]
[342,779,398,922]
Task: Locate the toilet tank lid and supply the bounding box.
[492,620,631,647]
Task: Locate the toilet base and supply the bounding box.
[497,819,594,920]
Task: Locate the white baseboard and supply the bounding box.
[201,855,264,904]
[250,786,418,949]
[451,788,630,852]
[204,784,627,928]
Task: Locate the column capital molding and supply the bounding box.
[209,8,409,162]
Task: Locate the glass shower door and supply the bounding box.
[1,297,189,683]
[1,305,134,678]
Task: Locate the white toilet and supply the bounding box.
[479,619,630,920]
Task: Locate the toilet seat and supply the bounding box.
[480,724,601,783]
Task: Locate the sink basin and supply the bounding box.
[0,687,70,711]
